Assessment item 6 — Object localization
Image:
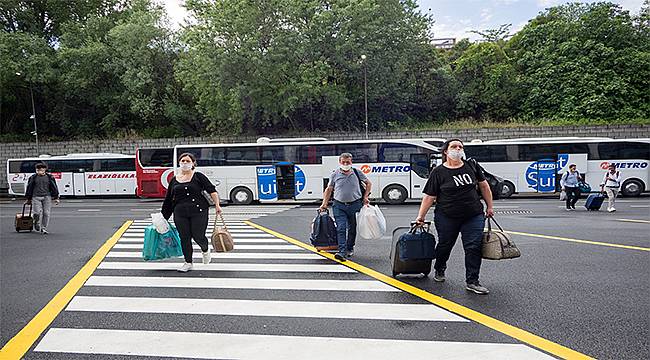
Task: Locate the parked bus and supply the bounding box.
[135,148,174,198]
[463,137,650,197]
[7,153,136,197]
[173,139,445,204]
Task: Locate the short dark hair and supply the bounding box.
[608,163,616,168]
[440,138,463,163]
[35,162,47,170]
[178,152,197,170]
[569,163,576,168]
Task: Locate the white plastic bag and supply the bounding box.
[151,213,170,234]
[559,190,567,201]
[356,205,386,240]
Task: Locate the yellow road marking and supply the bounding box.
[246,220,593,360]
[506,231,650,252]
[0,221,133,360]
[615,218,650,224]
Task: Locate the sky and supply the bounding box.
[160,0,645,41]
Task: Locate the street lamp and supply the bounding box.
[360,54,368,139]
[16,72,39,155]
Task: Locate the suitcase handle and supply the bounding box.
[22,203,32,217]
[409,222,431,233]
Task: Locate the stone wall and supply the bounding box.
[1,124,648,190]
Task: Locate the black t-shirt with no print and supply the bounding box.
[423,162,486,219]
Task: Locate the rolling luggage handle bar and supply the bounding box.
[22,203,32,217]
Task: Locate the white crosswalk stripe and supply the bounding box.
[35,328,552,359]
[32,207,555,359]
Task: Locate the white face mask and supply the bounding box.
[447,149,465,161]
[340,164,352,171]
[179,163,193,171]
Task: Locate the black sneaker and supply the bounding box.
[334,252,347,262]
[433,270,446,282]
[466,283,489,295]
[346,249,354,258]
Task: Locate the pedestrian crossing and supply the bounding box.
[30,205,554,359]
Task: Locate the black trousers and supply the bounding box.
[173,208,209,263]
[565,186,580,208]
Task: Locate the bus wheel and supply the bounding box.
[621,179,644,197]
[230,187,253,205]
[501,181,515,198]
[382,184,407,204]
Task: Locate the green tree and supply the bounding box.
[507,2,650,119]
[178,0,433,134]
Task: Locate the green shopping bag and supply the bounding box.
[142,224,183,261]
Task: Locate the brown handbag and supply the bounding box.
[482,217,521,260]
[211,213,234,252]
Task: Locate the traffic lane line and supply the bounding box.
[0,220,132,360]
[615,218,650,224]
[506,231,650,252]
[245,221,593,360]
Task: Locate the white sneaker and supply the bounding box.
[177,262,193,272]
[41,228,48,235]
[202,251,211,264]
[608,207,616,212]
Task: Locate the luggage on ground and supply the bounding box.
[15,203,34,232]
[211,213,234,252]
[142,223,183,260]
[356,205,386,240]
[584,193,605,211]
[309,209,338,251]
[482,217,521,260]
[390,223,435,277]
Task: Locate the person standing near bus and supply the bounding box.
[600,164,621,212]
[320,153,372,261]
[561,164,582,210]
[25,162,60,234]
[162,153,222,272]
[415,139,494,295]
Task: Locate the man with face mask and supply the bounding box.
[25,163,60,234]
[320,153,372,261]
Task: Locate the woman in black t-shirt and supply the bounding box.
[416,139,494,295]
[162,153,222,273]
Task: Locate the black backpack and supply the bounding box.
[309,209,338,250]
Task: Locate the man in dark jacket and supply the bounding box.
[25,162,60,234]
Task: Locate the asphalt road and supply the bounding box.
[0,196,648,359]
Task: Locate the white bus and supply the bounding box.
[7,153,137,197]
[463,137,650,197]
[174,139,445,204]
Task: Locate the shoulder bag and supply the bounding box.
[211,213,234,252]
[482,217,521,260]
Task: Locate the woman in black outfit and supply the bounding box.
[415,139,494,295]
[162,153,222,272]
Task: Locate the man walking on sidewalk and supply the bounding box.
[320,153,372,261]
[25,162,60,234]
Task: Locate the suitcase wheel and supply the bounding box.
[16,227,20,232]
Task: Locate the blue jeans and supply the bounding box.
[332,199,363,254]
[434,212,485,284]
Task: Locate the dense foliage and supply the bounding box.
[1,0,648,140]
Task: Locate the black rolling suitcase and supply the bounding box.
[584,193,605,211]
[15,203,34,232]
[390,223,436,277]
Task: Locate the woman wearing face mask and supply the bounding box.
[162,153,222,272]
[415,139,494,295]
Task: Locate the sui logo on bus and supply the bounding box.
[256,165,306,201]
[525,154,568,192]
